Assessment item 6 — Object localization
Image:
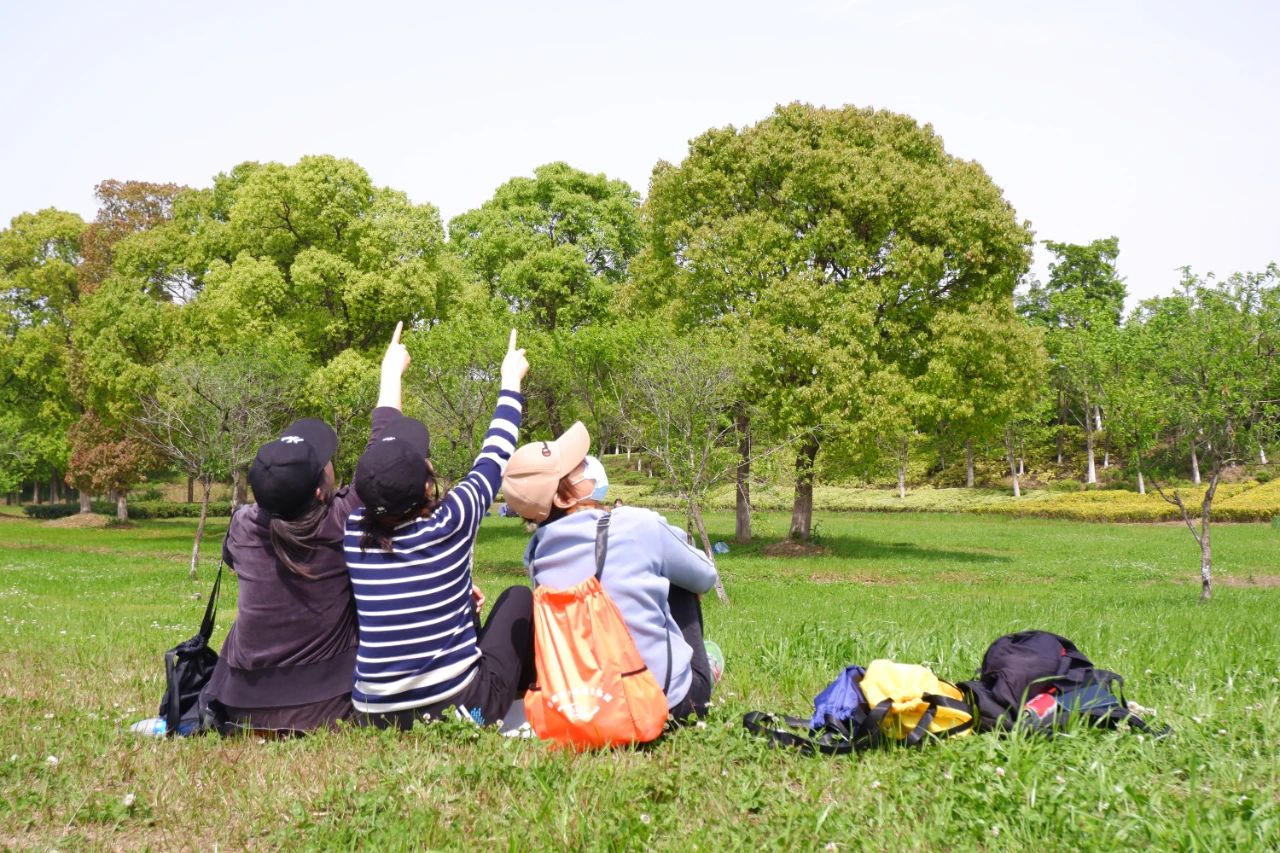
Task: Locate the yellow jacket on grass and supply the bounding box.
[860,660,973,741]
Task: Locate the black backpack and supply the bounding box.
[958,631,1165,736]
[157,561,222,736]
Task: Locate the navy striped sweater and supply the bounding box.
[343,390,522,714]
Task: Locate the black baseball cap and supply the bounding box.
[354,416,432,518]
[248,418,338,519]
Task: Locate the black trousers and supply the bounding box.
[361,585,535,730]
[667,586,713,720]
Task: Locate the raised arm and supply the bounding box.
[376,320,409,412]
[448,330,528,520]
[340,322,412,514]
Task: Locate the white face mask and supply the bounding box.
[581,455,609,502]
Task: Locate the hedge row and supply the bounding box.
[613,481,1280,523]
[23,501,235,520]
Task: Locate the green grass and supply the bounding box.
[1,510,1278,849]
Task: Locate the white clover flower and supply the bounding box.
[995,767,1006,778]
[123,793,136,808]
[45,755,59,767]
[640,813,651,825]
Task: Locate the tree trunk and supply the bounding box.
[116,491,128,523]
[1190,443,1201,485]
[78,491,92,514]
[33,481,41,505]
[965,439,975,488]
[1085,421,1097,484]
[189,479,213,580]
[1004,428,1021,498]
[788,435,820,541]
[690,503,729,604]
[1137,469,1146,495]
[734,405,752,543]
[187,476,195,504]
[50,471,60,502]
[1056,390,1066,465]
[233,469,249,508]
[1261,444,1269,465]
[1198,473,1219,603]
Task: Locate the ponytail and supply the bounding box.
[267,472,336,578]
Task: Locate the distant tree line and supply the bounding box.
[2,103,1276,597]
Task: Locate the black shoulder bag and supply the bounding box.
[158,559,223,736]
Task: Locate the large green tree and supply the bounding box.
[633,103,1033,539]
[72,156,456,505]
[921,302,1048,495]
[1020,237,1127,479]
[449,162,641,436]
[0,208,87,503]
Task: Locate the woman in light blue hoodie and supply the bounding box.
[501,422,719,719]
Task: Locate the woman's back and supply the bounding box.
[220,492,359,671]
[526,506,717,707]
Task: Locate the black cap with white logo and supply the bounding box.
[354,416,432,518]
[248,418,338,520]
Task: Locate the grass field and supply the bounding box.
[1,509,1278,850]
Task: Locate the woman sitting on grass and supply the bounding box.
[502,424,720,720]
[343,330,534,730]
[201,324,411,735]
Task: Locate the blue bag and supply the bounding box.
[810,664,867,729]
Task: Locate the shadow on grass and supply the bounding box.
[731,534,1011,565]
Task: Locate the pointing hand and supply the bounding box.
[500,328,528,390]
[382,321,410,378]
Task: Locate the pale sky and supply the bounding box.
[2,0,1276,304]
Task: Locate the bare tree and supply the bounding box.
[133,350,304,578]
[615,332,754,604]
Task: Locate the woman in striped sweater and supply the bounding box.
[342,329,532,729]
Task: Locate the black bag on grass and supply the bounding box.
[958,630,1166,736]
[157,560,222,736]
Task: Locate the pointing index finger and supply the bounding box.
[508,328,518,351]
[391,321,403,345]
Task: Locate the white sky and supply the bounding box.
[1,0,1276,304]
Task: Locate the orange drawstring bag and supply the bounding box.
[524,514,670,749]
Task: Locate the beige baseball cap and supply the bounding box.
[502,421,590,521]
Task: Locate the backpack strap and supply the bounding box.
[904,693,973,746]
[858,692,973,748]
[742,712,857,756]
[594,513,610,579]
[594,512,674,696]
[197,558,224,641]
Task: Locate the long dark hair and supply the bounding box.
[359,470,444,552]
[268,469,336,577]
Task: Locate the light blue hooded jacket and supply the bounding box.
[523,506,718,708]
